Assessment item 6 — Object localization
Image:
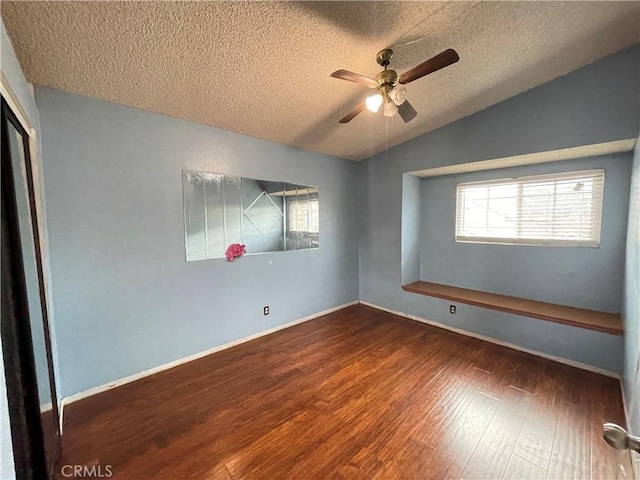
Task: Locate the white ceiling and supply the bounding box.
[2,1,639,161]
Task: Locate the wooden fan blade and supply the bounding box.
[331,69,378,88]
[397,100,417,123]
[398,49,459,85]
[339,103,366,123]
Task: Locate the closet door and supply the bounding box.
[1,97,60,478]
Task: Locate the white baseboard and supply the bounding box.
[39,402,52,414]
[360,300,620,379]
[61,300,359,411]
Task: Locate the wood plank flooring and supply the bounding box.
[58,305,634,479]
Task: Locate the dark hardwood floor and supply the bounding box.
[58,305,634,479]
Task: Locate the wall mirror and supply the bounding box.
[183,171,319,261]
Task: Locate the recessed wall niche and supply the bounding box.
[182,171,319,261]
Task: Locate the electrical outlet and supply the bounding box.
[449,305,456,314]
[263,306,269,316]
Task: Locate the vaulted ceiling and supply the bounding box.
[2,1,639,161]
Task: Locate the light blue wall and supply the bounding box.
[360,45,639,373]
[401,174,421,285]
[35,87,360,398]
[404,292,624,373]
[623,138,640,442]
[419,155,632,312]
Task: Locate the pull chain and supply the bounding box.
[385,115,388,163]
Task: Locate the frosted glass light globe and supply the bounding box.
[366,94,383,112]
[390,86,406,105]
[383,101,398,117]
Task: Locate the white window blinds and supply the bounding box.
[288,195,319,233]
[455,169,604,247]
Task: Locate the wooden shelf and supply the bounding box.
[402,281,623,335]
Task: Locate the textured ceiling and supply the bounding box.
[2,1,639,161]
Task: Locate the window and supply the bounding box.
[455,169,604,247]
[287,194,319,234]
[286,192,319,249]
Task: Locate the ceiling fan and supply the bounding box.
[331,48,459,124]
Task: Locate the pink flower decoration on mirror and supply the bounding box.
[225,243,246,262]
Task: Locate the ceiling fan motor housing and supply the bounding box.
[376,70,398,101]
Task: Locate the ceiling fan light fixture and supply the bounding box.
[366,93,383,113]
[390,86,407,106]
[383,101,398,117]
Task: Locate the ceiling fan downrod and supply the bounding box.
[375,49,397,102]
